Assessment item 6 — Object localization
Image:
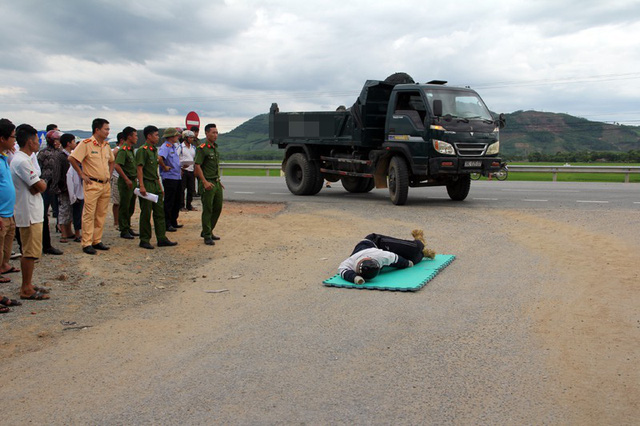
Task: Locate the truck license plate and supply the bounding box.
[465,161,481,167]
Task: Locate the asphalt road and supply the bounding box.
[222,176,640,210]
[1,178,638,424]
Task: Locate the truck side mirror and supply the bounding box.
[498,113,506,129]
[433,100,443,117]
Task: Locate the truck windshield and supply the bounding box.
[423,88,493,121]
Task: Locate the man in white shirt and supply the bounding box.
[179,130,197,211]
[10,124,50,300]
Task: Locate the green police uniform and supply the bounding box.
[116,145,137,234]
[135,142,167,244]
[194,141,223,239]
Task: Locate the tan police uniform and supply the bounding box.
[69,135,114,248]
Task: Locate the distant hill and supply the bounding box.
[499,111,640,157]
[217,114,279,160]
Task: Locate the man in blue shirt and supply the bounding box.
[0,119,22,311]
[157,128,183,232]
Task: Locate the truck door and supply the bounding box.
[387,90,429,162]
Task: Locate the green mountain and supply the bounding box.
[214,110,640,160]
[217,114,278,160]
[499,110,640,157]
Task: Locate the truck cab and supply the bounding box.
[385,83,502,179]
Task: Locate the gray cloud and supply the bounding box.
[1,0,639,131]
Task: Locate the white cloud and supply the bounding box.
[1,0,639,130]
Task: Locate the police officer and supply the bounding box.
[68,118,114,255]
[114,126,139,239]
[135,125,177,249]
[194,123,223,246]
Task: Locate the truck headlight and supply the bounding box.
[486,141,499,155]
[433,139,455,155]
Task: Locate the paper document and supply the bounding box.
[180,160,194,166]
[134,188,159,203]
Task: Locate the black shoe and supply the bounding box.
[204,237,215,246]
[139,241,154,250]
[166,226,177,232]
[129,230,139,236]
[120,232,134,240]
[43,246,63,255]
[211,234,221,241]
[158,239,177,247]
[82,246,97,255]
[174,224,183,228]
[92,242,110,251]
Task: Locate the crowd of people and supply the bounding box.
[0,117,224,313]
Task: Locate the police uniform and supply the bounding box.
[115,144,137,234]
[194,141,223,239]
[135,142,167,244]
[69,135,114,248]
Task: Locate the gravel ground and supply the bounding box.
[0,199,638,424]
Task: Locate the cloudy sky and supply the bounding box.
[1,0,639,134]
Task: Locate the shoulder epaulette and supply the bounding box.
[82,138,92,144]
[199,143,206,148]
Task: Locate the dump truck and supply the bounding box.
[269,73,505,205]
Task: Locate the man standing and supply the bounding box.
[136,125,177,249]
[179,130,197,211]
[194,123,223,246]
[114,126,139,239]
[157,127,182,232]
[0,119,20,307]
[110,132,124,228]
[37,130,63,255]
[11,124,50,300]
[68,118,114,255]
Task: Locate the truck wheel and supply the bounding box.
[361,178,375,193]
[446,175,471,201]
[285,153,317,195]
[309,164,324,195]
[388,156,409,205]
[341,177,375,193]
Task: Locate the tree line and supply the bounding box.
[505,150,640,163]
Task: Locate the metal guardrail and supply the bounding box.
[508,165,640,183]
[220,162,282,177]
[220,163,640,183]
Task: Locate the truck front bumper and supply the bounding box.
[429,157,502,175]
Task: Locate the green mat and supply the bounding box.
[323,254,456,292]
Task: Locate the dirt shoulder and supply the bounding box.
[0,200,287,360]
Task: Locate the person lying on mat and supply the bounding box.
[338,229,436,285]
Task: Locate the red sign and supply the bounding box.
[185,111,200,130]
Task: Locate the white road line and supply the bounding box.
[576,200,609,203]
[634,202,640,204]
[523,199,548,202]
[234,191,255,194]
[473,198,498,201]
[501,189,579,193]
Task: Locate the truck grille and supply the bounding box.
[455,143,487,156]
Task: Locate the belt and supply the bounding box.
[89,177,107,184]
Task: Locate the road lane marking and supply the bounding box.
[576,200,609,203]
[501,189,579,193]
[523,199,548,202]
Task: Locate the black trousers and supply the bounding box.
[42,189,54,250]
[181,170,195,209]
[357,233,425,264]
[162,179,182,228]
